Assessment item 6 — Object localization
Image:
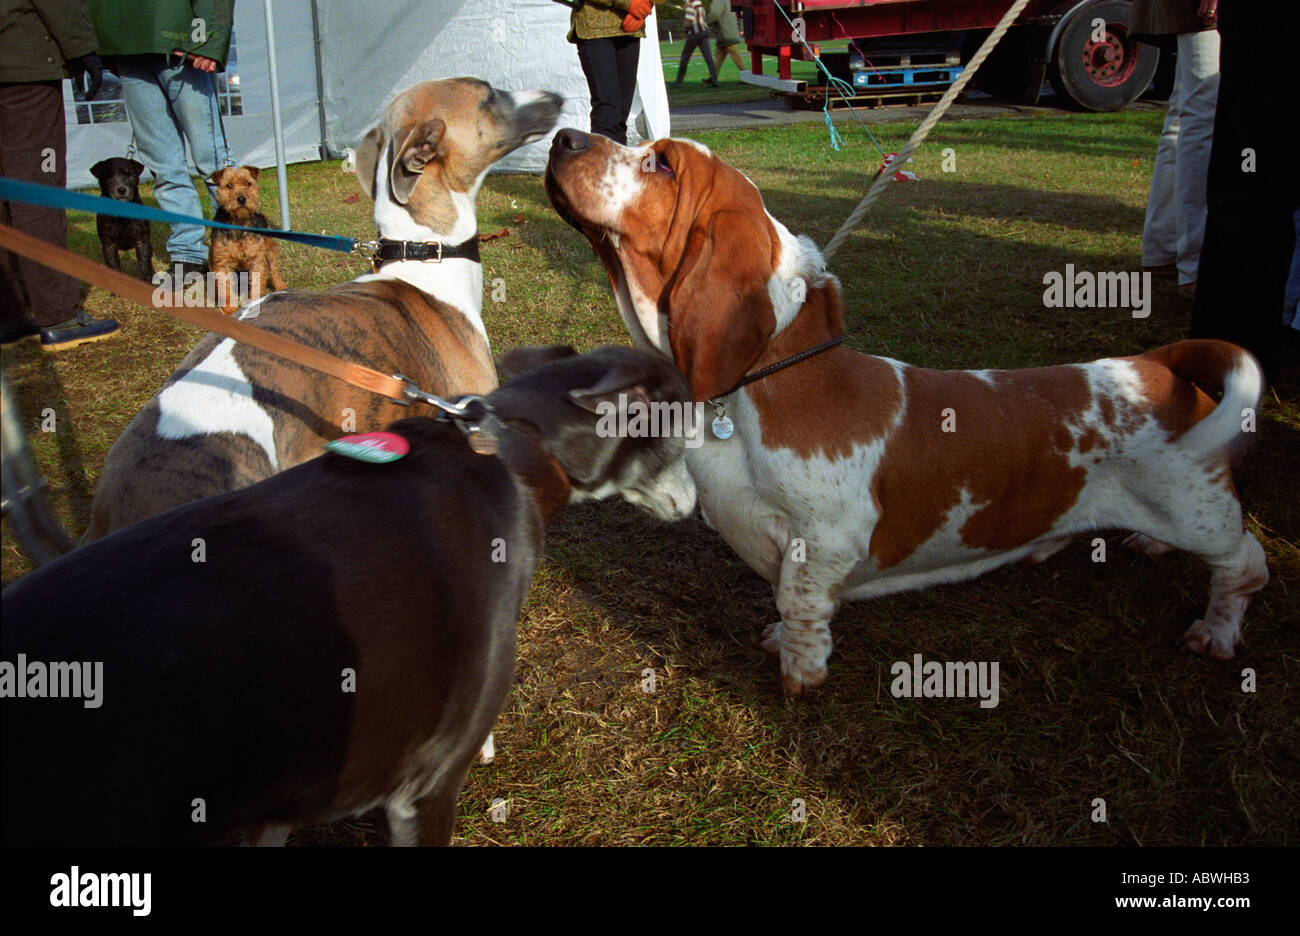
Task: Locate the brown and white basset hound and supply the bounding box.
[545,128,1269,697]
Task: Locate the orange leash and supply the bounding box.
[0,222,407,402]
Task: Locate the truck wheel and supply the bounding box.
[1048,0,1159,111]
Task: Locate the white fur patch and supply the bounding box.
[156,338,278,468]
[767,226,835,333]
[353,150,487,342]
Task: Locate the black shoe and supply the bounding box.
[1,316,40,345]
[703,78,720,87]
[39,309,121,352]
[175,260,209,279]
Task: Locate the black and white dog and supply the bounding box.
[1,346,696,846]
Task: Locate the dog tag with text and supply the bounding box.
[326,431,410,463]
[711,405,734,440]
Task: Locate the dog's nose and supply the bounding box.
[552,128,589,157]
[236,195,246,205]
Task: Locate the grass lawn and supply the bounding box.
[3,107,1297,846]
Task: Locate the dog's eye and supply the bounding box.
[657,156,673,177]
[485,90,497,107]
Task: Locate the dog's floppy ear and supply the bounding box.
[210,168,227,185]
[388,118,445,205]
[127,159,145,177]
[498,344,579,381]
[667,210,777,402]
[246,166,259,179]
[90,159,110,180]
[354,126,383,200]
[568,361,652,414]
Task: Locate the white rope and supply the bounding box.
[821,0,1035,263]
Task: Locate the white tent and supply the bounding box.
[65,0,669,188]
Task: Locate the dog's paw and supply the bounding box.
[761,621,783,656]
[780,648,827,698]
[478,732,495,765]
[1179,619,1237,660]
[1123,532,1174,557]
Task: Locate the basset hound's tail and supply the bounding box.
[1140,339,1263,464]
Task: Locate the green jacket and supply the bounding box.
[87,0,232,70]
[569,0,644,43]
[0,0,98,83]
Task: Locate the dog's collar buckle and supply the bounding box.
[369,236,481,270]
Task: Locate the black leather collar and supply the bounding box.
[373,235,480,267]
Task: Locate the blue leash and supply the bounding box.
[0,176,361,254]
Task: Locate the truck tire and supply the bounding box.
[1048,0,1159,111]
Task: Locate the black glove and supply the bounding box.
[67,53,104,101]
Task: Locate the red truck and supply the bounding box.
[729,0,1161,112]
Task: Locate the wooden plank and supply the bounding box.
[740,70,806,93]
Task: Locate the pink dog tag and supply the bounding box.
[326,431,410,463]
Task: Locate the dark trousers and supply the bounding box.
[576,36,640,145]
[676,30,718,84]
[0,81,81,328]
[1190,3,1300,385]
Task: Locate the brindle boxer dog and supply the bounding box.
[83,79,562,542]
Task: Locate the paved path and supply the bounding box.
[669,92,1164,133]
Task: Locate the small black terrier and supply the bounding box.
[90,158,152,282]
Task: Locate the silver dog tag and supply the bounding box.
[711,404,734,440]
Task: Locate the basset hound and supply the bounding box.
[545,128,1269,697]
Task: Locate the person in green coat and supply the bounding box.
[0,0,121,350]
[567,0,657,145]
[87,0,234,277]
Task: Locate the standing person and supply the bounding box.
[707,0,746,76]
[0,0,120,350]
[1131,0,1219,300]
[87,0,234,279]
[567,0,657,145]
[675,0,718,87]
[1189,0,1300,388]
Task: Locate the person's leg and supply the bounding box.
[115,59,209,266]
[614,36,641,138]
[1141,75,1180,269]
[1172,29,1220,287]
[0,82,82,328]
[724,43,746,70]
[701,36,719,82]
[1191,3,1299,385]
[677,34,696,83]
[159,63,231,211]
[578,38,628,144]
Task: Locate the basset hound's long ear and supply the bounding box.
[667,210,777,402]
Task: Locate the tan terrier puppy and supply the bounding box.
[209,166,288,315]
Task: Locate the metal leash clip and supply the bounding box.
[351,239,381,260]
[390,377,498,455]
